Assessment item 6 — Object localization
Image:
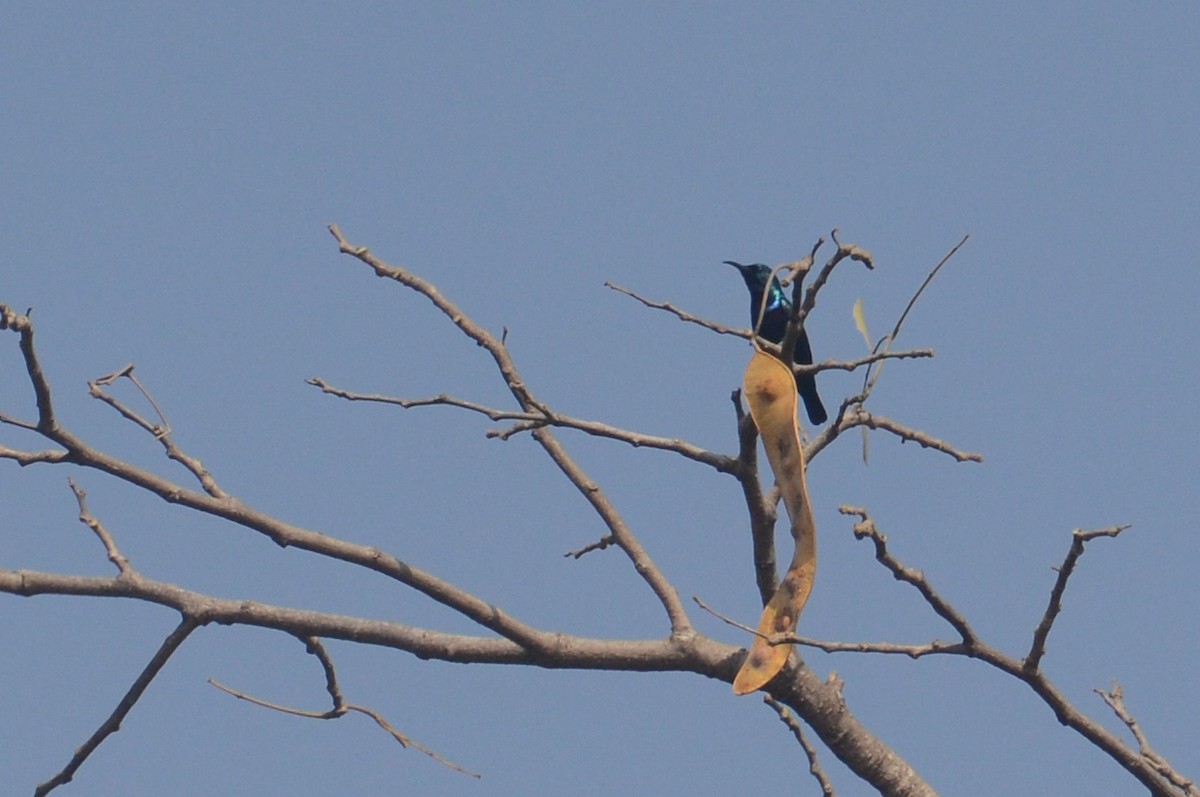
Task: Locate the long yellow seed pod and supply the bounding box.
[732,350,818,695]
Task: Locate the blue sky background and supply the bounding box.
[2,4,1197,795]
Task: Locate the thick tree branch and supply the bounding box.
[3,562,938,797]
[728,391,778,604]
[0,567,690,667]
[0,310,568,652]
[767,661,935,797]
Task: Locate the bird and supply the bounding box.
[726,261,828,425]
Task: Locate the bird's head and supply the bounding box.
[724,261,774,291]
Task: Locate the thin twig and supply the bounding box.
[92,364,172,437]
[564,535,616,559]
[861,235,968,397]
[789,635,968,659]
[764,695,837,796]
[693,595,768,639]
[88,366,226,498]
[808,409,983,464]
[791,348,934,376]
[210,636,481,778]
[1095,682,1198,795]
[308,378,737,473]
[0,411,40,431]
[604,281,744,337]
[302,636,344,707]
[68,478,133,575]
[785,230,874,357]
[887,235,968,345]
[1,304,58,432]
[839,505,977,645]
[308,379,533,421]
[36,618,199,796]
[208,678,480,777]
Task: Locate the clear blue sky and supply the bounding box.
[3,4,1197,795]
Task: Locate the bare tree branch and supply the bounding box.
[327,224,692,635]
[88,365,227,498]
[0,304,58,432]
[728,391,779,603]
[765,694,837,797]
[68,478,132,575]
[0,443,70,465]
[782,230,874,361]
[885,235,968,350]
[839,506,978,644]
[35,618,199,797]
[792,348,934,376]
[564,535,616,559]
[811,508,1184,797]
[0,311,563,652]
[1096,682,1198,796]
[306,377,737,473]
[805,409,983,464]
[604,280,743,336]
[859,235,969,399]
[1025,525,1131,673]
[209,636,481,778]
[3,231,1183,797]
[0,567,690,667]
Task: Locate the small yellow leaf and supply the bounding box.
[852,298,872,349]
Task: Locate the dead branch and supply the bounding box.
[1096,682,1197,796]
[765,694,837,797]
[327,223,692,635]
[307,376,737,473]
[209,636,480,777]
[1026,525,1131,672]
[35,618,199,797]
[89,365,226,498]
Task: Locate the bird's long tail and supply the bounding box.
[797,374,827,425]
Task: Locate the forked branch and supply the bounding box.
[326,224,692,635]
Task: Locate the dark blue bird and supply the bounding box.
[726,261,828,425]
